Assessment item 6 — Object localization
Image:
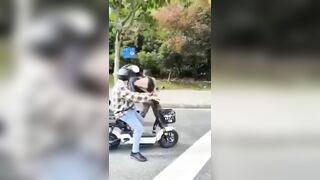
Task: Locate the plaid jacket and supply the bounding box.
[111,80,151,119]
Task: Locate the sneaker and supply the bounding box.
[130,152,147,162]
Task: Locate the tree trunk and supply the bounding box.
[167,70,172,82]
[113,31,121,82]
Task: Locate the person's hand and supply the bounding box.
[149,94,160,102]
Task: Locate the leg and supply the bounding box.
[151,101,162,131]
[140,102,151,118]
[120,110,144,153]
[134,110,145,125]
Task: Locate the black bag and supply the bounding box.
[159,109,176,124]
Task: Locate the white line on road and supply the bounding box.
[153,130,211,180]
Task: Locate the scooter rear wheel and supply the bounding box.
[159,130,179,148]
[109,133,120,150]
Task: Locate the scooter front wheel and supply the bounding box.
[159,130,179,148]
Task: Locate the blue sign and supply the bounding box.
[122,47,136,59]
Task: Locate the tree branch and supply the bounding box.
[114,0,122,30]
[121,0,137,26]
[121,11,134,26]
[122,4,141,32]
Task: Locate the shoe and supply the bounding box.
[130,152,147,162]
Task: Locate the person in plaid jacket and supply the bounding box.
[111,67,159,162]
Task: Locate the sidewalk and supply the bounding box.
[108,89,211,108]
[158,90,211,108]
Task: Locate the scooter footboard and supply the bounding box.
[140,136,157,144]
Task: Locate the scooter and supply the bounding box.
[108,101,179,149]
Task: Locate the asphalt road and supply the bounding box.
[109,108,211,180]
[214,141,320,180]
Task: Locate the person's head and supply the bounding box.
[117,64,140,81]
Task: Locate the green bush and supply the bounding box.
[138,51,161,76]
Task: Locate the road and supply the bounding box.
[109,108,211,180]
[214,142,320,180]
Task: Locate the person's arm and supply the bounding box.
[151,77,156,93]
[119,84,152,103]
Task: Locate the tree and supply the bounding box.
[153,0,211,80]
[109,0,167,82]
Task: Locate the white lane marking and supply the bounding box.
[153,131,211,180]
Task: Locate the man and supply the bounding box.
[111,66,159,162]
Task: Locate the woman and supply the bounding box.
[111,66,159,162]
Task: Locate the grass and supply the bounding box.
[109,75,114,87]
[108,75,211,90]
[157,79,210,90]
[0,40,13,77]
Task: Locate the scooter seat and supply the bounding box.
[116,119,126,123]
[115,119,128,129]
[109,122,116,127]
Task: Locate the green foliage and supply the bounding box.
[109,75,211,90]
[109,0,212,80]
[137,51,161,75]
[152,0,211,79]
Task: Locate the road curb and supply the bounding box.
[162,104,211,109]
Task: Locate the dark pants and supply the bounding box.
[140,101,162,130]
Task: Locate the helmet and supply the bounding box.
[122,64,140,74]
[117,68,130,81]
[117,64,140,81]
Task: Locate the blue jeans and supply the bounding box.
[119,109,144,153]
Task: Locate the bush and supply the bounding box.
[138,51,161,76]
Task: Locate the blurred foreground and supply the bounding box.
[0,1,108,180]
[213,0,320,178]
[213,51,320,180]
